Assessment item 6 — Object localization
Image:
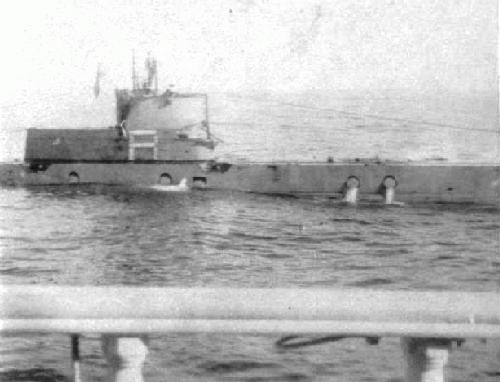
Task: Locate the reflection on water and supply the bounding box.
[0,186,499,381]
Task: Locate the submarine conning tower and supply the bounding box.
[115,87,216,161]
[24,88,217,166]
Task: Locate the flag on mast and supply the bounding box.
[94,64,103,98]
[145,53,157,89]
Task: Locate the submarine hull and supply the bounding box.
[2,161,499,204]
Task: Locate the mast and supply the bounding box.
[132,51,138,90]
[204,94,211,139]
[154,60,158,94]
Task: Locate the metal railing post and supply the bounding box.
[401,338,451,382]
[71,335,82,382]
[101,335,149,382]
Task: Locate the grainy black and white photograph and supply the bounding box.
[0,0,499,381]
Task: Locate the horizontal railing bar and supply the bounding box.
[2,319,500,338]
[1,286,499,338]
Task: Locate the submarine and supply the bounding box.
[1,60,499,205]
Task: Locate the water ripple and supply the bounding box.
[0,183,498,381]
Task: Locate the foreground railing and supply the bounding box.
[1,286,499,382]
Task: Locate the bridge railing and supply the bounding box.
[1,286,499,382]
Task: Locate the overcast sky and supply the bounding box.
[0,0,497,96]
[0,0,497,161]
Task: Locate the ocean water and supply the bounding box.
[211,91,498,164]
[0,91,499,381]
[0,186,499,381]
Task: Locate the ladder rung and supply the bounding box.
[129,130,157,136]
[129,143,156,148]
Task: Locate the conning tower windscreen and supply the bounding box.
[126,95,207,132]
